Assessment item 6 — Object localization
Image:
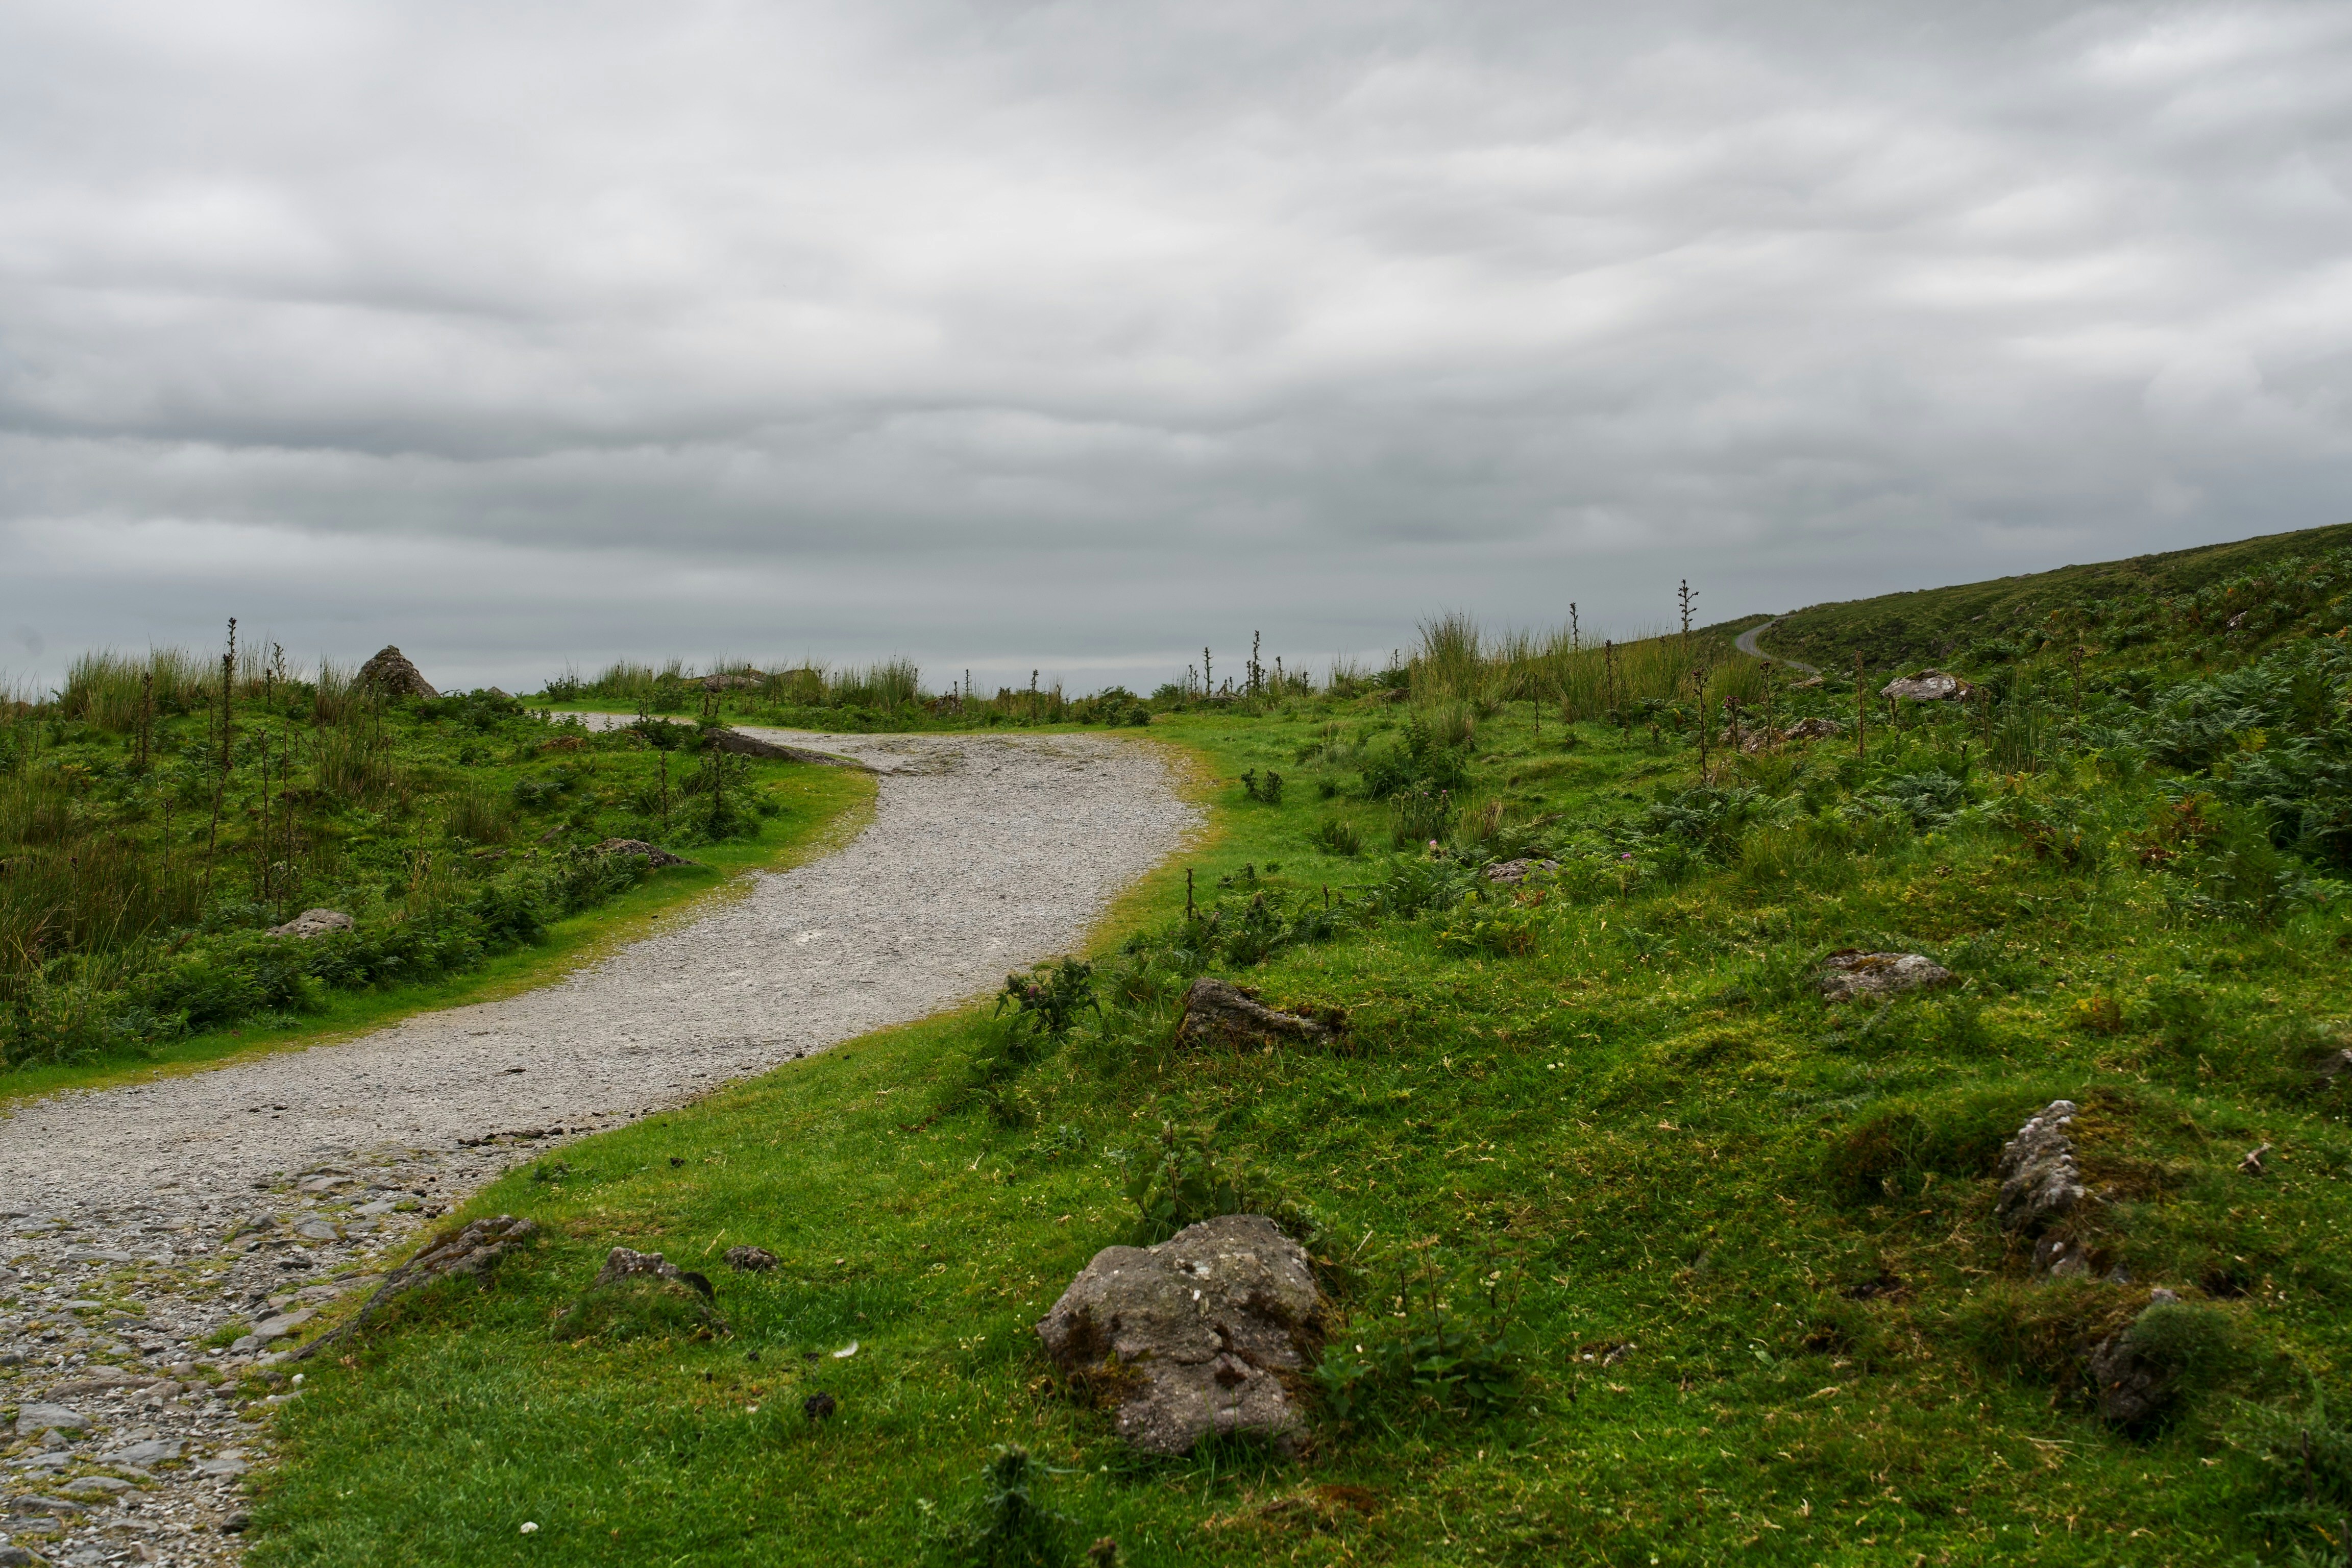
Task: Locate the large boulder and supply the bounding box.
[1176,978,1343,1051]
[1818,951,1956,1002]
[1036,1214,1321,1456]
[1881,670,1973,703]
[267,909,354,940]
[1995,1100,2084,1236]
[356,646,439,699]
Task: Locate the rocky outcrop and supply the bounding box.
[266,909,354,939]
[356,646,438,699]
[2086,1290,2189,1426]
[1782,717,1845,741]
[293,1215,536,1360]
[1036,1214,1322,1456]
[1176,978,1344,1050]
[1995,1100,2084,1237]
[1818,951,1957,1002]
[593,1246,714,1300]
[705,728,870,769]
[593,839,687,868]
[1880,669,1973,703]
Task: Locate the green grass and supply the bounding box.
[253,666,2352,1565]
[0,766,872,1105]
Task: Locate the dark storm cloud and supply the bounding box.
[3,0,2349,691]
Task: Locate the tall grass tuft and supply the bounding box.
[1414,612,1487,704]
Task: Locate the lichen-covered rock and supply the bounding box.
[1818,951,1956,1002]
[1782,717,1845,741]
[594,1246,714,1300]
[1995,1100,2084,1236]
[1176,978,1343,1051]
[593,838,688,868]
[267,909,354,939]
[355,645,439,698]
[1880,670,1974,703]
[294,1214,536,1360]
[1036,1214,1321,1456]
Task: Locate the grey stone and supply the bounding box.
[12,1497,85,1516]
[194,1454,249,1478]
[58,1477,133,1498]
[251,1310,314,1340]
[1036,1214,1322,1457]
[1996,1100,2085,1236]
[293,1215,536,1361]
[12,1404,87,1437]
[593,1248,714,1301]
[1818,951,1957,1002]
[592,839,687,869]
[352,1199,397,1217]
[1174,978,1344,1052]
[1782,717,1844,741]
[1880,669,1974,703]
[723,1246,778,1273]
[355,646,438,699]
[0,1544,40,1565]
[97,1438,179,1467]
[1483,859,1558,886]
[292,1219,338,1242]
[60,1250,131,1265]
[267,909,355,940]
[46,1367,140,1399]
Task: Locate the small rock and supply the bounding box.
[1483,859,1558,886]
[1037,1213,1322,1457]
[59,1477,134,1499]
[12,1403,87,1437]
[252,1309,315,1340]
[12,1497,86,1516]
[724,1246,778,1273]
[221,1512,250,1533]
[99,1438,180,1467]
[592,839,687,868]
[1996,1100,2085,1236]
[62,1248,134,1265]
[266,909,355,940]
[194,1454,249,1478]
[2149,1287,2180,1305]
[352,1200,397,1217]
[1781,717,1844,741]
[47,1367,141,1398]
[0,1545,39,1566]
[1818,951,1957,1002]
[593,1248,715,1301]
[1175,978,1344,1051]
[292,1220,338,1242]
[2033,1236,2091,1279]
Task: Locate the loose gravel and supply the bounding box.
[0,729,1195,1565]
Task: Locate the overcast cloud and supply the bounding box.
[3,0,2349,694]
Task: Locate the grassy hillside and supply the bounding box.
[1741,520,2352,673]
[247,547,2352,1566]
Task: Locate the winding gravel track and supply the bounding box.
[0,729,1196,1563]
[1734,618,1820,675]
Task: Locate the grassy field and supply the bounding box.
[246,534,2352,1566]
[2,656,874,1090]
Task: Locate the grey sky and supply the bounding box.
[4,1,2349,694]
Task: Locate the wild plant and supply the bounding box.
[917,1444,1076,1568]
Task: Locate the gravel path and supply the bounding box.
[0,729,1196,1566]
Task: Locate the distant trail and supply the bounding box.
[1734,618,1820,675]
